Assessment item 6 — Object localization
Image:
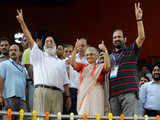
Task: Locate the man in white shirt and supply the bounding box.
[63,39,88,114]
[16,10,71,119]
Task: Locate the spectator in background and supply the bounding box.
[0,44,28,120]
[63,38,88,114]
[139,75,150,87]
[57,44,64,60]
[0,37,10,62]
[63,44,73,59]
[76,38,88,63]
[141,64,152,81]
[21,37,28,51]
[139,63,160,116]
[63,44,79,114]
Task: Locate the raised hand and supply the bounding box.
[135,2,143,19]
[98,40,107,51]
[16,9,24,24]
[16,9,35,48]
[74,39,79,50]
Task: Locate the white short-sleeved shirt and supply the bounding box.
[63,54,87,89]
[30,42,70,91]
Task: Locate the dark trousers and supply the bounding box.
[69,88,78,114]
[63,88,78,115]
[145,109,160,117]
[3,96,27,120]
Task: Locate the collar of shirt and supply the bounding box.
[9,58,28,77]
[44,52,58,59]
[150,80,160,84]
[76,53,86,58]
[0,54,7,58]
[113,45,127,54]
[9,58,21,65]
[76,53,88,64]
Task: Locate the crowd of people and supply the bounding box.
[0,2,160,120]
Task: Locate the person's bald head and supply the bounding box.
[9,44,21,60]
[77,38,88,56]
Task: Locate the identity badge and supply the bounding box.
[110,65,119,79]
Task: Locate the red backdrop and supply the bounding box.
[0,0,160,60]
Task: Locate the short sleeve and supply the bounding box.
[30,42,43,65]
[63,69,70,85]
[0,62,6,79]
[59,61,70,85]
[22,49,30,65]
[132,41,141,56]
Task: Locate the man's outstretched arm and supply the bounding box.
[135,3,145,48]
[16,9,34,49]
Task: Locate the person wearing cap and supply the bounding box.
[16,10,71,119]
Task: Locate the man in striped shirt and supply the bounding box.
[109,3,145,116]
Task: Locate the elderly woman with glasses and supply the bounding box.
[71,40,111,115]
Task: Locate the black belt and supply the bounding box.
[35,84,61,91]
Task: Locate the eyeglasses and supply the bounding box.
[0,44,9,47]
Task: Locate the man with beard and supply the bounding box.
[16,10,71,120]
[139,63,160,116]
[109,3,145,116]
[0,37,10,115]
[0,37,10,62]
[0,44,28,120]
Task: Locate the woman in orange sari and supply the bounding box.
[71,40,111,115]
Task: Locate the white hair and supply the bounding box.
[85,47,98,55]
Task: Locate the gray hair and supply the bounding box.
[85,47,98,55]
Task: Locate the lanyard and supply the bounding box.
[111,50,123,65]
[9,59,26,74]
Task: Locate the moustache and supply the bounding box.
[11,53,16,56]
[1,48,7,51]
[153,73,160,80]
[153,73,160,76]
[113,40,123,49]
[114,40,122,43]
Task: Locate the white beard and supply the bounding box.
[44,46,57,56]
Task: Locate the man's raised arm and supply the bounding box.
[135,3,145,48]
[16,9,34,49]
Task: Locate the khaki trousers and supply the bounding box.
[33,87,63,120]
